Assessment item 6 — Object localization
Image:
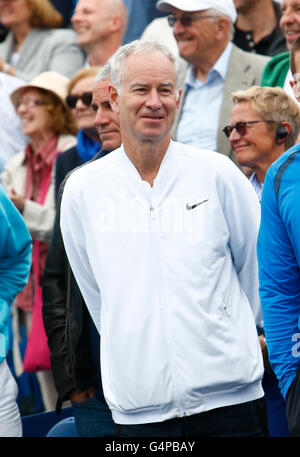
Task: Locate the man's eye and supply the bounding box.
[91,103,98,112]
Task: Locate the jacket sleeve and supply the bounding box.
[258,164,300,399]
[60,172,102,334]
[0,184,32,360]
[217,156,262,327]
[42,180,76,402]
[13,29,86,82]
[41,29,86,80]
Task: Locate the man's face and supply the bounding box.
[280,0,300,50]
[71,0,113,48]
[233,0,258,13]
[92,80,121,151]
[108,52,180,145]
[290,49,300,101]
[170,7,221,65]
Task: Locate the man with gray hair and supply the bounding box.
[61,39,268,437]
[155,0,270,163]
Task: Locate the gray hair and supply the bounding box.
[109,40,179,94]
[205,8,234,41]
[94,60,112,83]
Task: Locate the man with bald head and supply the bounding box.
[71,0,128,66]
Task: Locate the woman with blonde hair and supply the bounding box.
[223,85,300,193]
[223,84,300,437]
[0,0,85,81]
[1,71,77,412]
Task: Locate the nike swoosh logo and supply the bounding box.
[186,199,209,210]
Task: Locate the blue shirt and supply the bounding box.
[0,184,32,362]
[257,143,300,399]
[177,42,233,151]
[250,172,263,202]
[122,0,166,44]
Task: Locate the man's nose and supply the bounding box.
[280,9,295,27]
[94,108,108,126]
[172,17,185,34]
[71,11,81,24]
[145,90,162,109]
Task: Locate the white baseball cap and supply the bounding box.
[156,0,237,24]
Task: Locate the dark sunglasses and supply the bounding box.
[222,120,275,138]
[167,14,214,27]
[66,92,93,109]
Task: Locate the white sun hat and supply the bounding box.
[156,0,237,24]
[10,71,70,110]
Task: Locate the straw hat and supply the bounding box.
[11,71,70,109]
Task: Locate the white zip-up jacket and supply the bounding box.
[61,141,264,425]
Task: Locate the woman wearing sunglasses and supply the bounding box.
[54,66,104,202]
[223,85,300,201]
[224,84,300,437]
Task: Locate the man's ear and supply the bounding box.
[290,79,300,103]
[110,15,122,33]
[107,83,120,114]
[176,88,182,109]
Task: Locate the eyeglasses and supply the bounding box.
[293,73,300,84]
[222,120,275,138]
[167,14,215,27]
[66,92,93,109]
[16,98,47,110]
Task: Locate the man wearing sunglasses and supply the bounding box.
[42,63,121,437]
[156,0,270,163]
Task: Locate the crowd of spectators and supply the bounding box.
[2,0,300,439]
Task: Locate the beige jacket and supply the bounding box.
[1,134,76,242]
[172,44,270,163]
